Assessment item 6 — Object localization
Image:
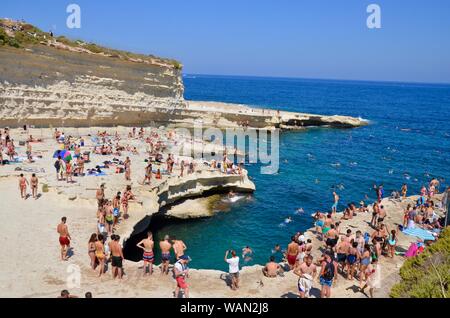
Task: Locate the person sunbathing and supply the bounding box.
[263,256,282,278]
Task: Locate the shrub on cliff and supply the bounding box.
[171,60,183,70]
[0,28,20,48]
[390,227,450,298]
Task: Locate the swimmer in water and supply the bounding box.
[285,216,293,223]
[228,190,235,198]
[242,246,253,262]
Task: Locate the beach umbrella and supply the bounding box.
[63,151,72,162]
[53,149,67,158]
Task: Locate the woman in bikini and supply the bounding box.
[387,229,397,258]
[7,141,15,161]
[124,157,131,181]
[65,160,73,183]
[403,204,412,228]
[88,233,98,270]
[30,173,38,199]
[122,189,130,218]
[359,244,371,285]
[18,174,29,199]
[95,234,106,277]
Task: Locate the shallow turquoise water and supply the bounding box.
[151,75,450,271]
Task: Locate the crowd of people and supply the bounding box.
[4,126,449,298]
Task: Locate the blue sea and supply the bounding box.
[152,75,450,271]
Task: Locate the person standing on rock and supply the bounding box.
[224,250,240,291]
[96,184,105,216]
[30,173,38,199]
[332,192,339,214]
[109,235,124,279]
[172,236,187,260]
[143,162,152,185]
[401,184,408,200]
[159,235,172,275]
[179,160,185,177]
[65,160,73,183]
[294,255,317,298]
[287,236,299,270]
[137,231,154,275]
[18,173,29,199]
[124,157,131,181]
[174,255,190,298]
[319,251,337,298]
[57,217,71,261]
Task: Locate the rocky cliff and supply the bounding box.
[0,19,185,127]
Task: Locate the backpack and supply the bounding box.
[322,261,335,281]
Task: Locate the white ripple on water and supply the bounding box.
[295,208,305,215]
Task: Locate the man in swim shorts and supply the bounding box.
[174,255,190,298]
[57,217,71,261]
[172,236,187,260]
[294,255,317,298]
[332,192,339,214]
[137,231,154,275]
[96,184,105,208]
[325,224,339,250]
[160,235,172,275]
[109,235,124,279]
[287,236,299,270]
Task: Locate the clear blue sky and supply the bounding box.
[2,0,450,83]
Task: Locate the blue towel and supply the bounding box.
[402,228,436,241]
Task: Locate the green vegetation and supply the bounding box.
[171,60,183,70]
[390,227,450,298]
[0,27,20,48]
[0,20,47,48]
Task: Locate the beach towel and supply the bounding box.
[405,243,418,258]
[87,172,106,177]
[402,227,436,241]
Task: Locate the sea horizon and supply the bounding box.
[183,73,450,88]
